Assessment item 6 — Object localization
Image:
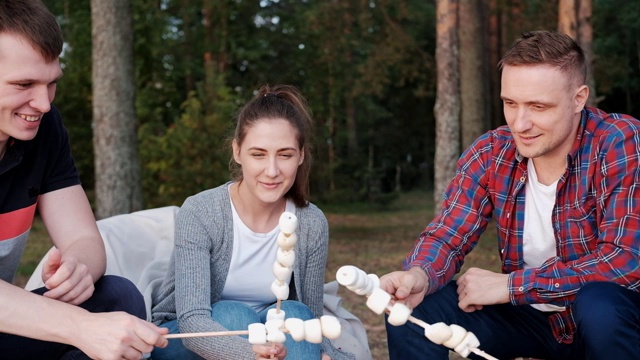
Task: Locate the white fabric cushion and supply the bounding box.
[25,206,179,321]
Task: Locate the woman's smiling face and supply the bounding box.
[233,118,304,207]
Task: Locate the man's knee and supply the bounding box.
[573,282,640,357]
[91,275,146,318]
[573,282,638,336]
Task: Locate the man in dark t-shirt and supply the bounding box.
[0,1,167,359]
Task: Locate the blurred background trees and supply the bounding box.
[42,0,639,216]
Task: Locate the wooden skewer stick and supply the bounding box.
[164,330,248,339]
[164,326,300,340]
[381,304,499,360]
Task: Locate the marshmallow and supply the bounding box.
[304,318,323,344]
[365,287,392,315]
[320,315,342,340]
[272,261,293,282]
[276,248,296,268]
[278,212,298,235]
[424,322,452,345]
[442,324,467,349]
[248,323,267,345]
[271,280,290,300]
[284,318,306,342]
[387,302,412,326]
[266,308,286,321]
[277,232,297,250]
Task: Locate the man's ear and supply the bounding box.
[574,84,589,113]
[232,139,241,164]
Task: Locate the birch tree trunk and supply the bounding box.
[91,0,142,219]
[433,0,460,213]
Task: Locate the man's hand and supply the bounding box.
[379,267,429,309]
[73,311,168,360]
[456,267,509,312]
[41,247,95,305]
[252,342,287,360]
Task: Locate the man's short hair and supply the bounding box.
[0,0,63,62]
[498,30,587,86]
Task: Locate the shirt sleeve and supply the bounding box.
[403,133,496,293]
[39,106,81,194]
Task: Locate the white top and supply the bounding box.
[221,185,296,311]
[523,160,566,312]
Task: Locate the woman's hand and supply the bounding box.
[252,343,287,360]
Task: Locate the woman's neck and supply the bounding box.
[231,181,286,233]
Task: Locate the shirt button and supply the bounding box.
[519,286,524,291]
[520,176,526,182]
[501,249,504,254]
[555,283,560,288]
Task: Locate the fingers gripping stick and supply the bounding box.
[335,265,498,360]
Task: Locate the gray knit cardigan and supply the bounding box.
[151,183,354,359]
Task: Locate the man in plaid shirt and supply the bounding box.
[381,31,640,360]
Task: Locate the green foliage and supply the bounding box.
[139,83,236,207]
[43,0,640,207]
[44,0,95,186]
[593,0,640,117]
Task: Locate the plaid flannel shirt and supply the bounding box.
[404,107,640,343]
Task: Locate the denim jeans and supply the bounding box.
[0,275,147,360]
[152,300,322,359]
[386,280,640,360]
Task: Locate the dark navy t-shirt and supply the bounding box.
[0,105,80,281]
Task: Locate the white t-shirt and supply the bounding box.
[221,186,296,311]
[523,160,566,312]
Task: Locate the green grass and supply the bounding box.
[19,189,501,359]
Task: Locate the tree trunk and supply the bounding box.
[181,0,194,92]
[559,0,597,107]
[487,0,503,128]
[433,0,460,213]
[558,0,578,39]
[458,0,486,149]
[328,65,337,193]
[577,0,597,106]
[343,11,358,162]
[91,0,141,219]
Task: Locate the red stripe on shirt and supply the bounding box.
[0,203,37,240]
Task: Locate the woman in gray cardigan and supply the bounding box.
[151,85,354,360]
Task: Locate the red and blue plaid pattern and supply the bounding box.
[404,107,640,343]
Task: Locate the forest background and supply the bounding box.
[42,0,639,217]
[18,2,639,358]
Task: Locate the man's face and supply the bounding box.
[0,33,62,145]
[501,64,586,164]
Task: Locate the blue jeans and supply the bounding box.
[386,281,640,360]
[152,300,322,360]
[0,275,147,360]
